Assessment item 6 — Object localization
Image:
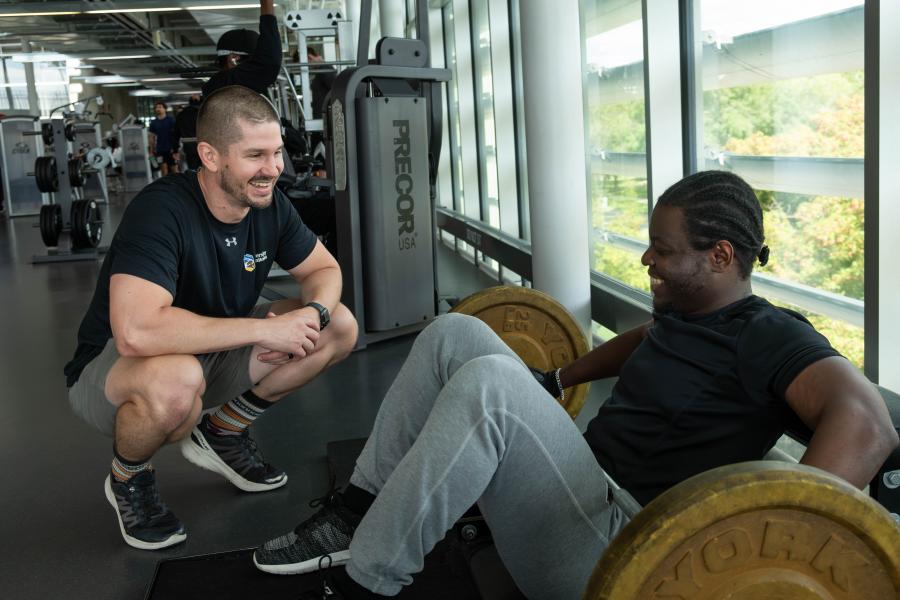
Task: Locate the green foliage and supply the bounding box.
[764,195,864,300]
[588,100,645,152]
[705,71,864,158]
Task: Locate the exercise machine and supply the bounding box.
[324,0,450,348]
[0,116,47,217]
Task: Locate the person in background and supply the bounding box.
[148,101,177,176]
[173,95,202,171]
[202,0,281,97]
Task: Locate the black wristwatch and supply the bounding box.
[306,301,330,330]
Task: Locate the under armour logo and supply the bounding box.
[225,237,237,247]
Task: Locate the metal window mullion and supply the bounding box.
[452,0,481,220]
[441,6,462,212]
[468,0,490,226]
[487,0,519,238]
[679,0,701,175]
[432,6,454,211]
[864,0,878,382]
[642,0,684,211]
[509,0,530,242]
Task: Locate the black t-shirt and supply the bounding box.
[203,14,282,97]
[584,295,840,506]
[63,171,317,387]
[173,105,198,144]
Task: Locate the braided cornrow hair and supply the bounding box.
[657,170,769,279]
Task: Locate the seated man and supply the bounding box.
[63,85,358,550]
[251,171,897,599]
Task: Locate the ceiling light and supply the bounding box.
[129,89,165,97]
[88,55,153,61]
[86,8,182,14]
[141,77,184,82]
[0,12,81,17]
[187,4,263,9]
[9,52,69,62]
[83,75,135,84]
[104,82,143,87]
[171,90,203,94]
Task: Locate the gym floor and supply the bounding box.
[0,191,613,599]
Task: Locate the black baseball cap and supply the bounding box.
[216,28,259,57]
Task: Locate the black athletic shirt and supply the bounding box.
[63,171,316,387]
[203,14,282,97]
[584,295,841,506]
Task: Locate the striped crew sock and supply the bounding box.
[206,389,274,436]
[111,448,152,483]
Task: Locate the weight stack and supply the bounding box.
[357,96,435,331]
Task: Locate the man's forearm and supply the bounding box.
[559,322,649,388]
[296,266,342,313]
[260,0,274,15]
[116,305,262,358]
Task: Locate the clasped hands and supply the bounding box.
[256,307,322,365]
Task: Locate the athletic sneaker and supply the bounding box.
[104,471,186,550]
[254,489,362,575]
[179,414,287,492]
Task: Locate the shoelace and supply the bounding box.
[294,556,337,599]
[125,478,167,522]
[231,431,268,469]
[294,477,342,534]
[307,472,339,510]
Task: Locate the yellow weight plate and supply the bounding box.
[583,461,900,600]
[450,286,591,419]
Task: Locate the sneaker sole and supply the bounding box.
[180,428,288,493]
[104,476,186,551]
[252,549,352,575]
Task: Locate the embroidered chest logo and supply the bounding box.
[225,237,238,247]
[243,253,256,272]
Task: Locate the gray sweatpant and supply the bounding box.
[346,314,628,598]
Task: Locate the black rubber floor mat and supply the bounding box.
[145,537,481,600]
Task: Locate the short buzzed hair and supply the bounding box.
[197,85,279,151]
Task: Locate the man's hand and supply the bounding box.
[256,308,321,363]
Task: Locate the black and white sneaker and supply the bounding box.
[104,471,186,550]
[253,489,361,575]
[180,414,287,492]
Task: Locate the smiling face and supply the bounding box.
[217,119,284,210]
[641,205,714,315]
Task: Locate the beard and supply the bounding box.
[652,260,706,315]
[219,167,273,210]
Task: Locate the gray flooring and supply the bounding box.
[0,193,613,599]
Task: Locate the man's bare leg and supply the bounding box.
[179,301,357,491]
[104,353,205,549]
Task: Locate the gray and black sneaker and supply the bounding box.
[254,490,362,575]
[179,414,287,492]
[104,471,186,550]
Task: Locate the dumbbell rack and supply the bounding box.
[31,117,107,265]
